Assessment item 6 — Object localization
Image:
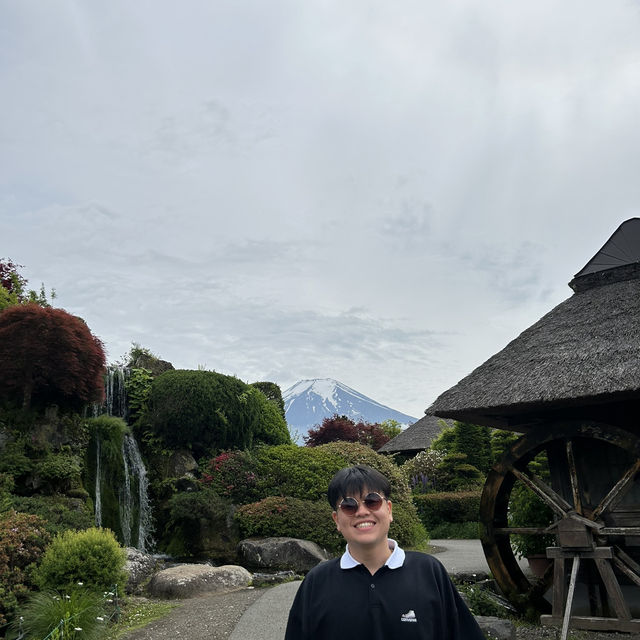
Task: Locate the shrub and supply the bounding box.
[413,491,482,530]
[251,389,291,446]
[159,488,233,558]
[244,443,427,551]
[125,367,153,426]
[253,445,344,502]
[0,510,51,626]
[250,381,286,420]
[388,500,429,550]
[0,438,33,478]
[317,441,412,502]
[401,449,446,493]
[235,496,343,554]
[428,521,480,540]
[11,496,94,537]
[200,450,259,503]
[11,588,107,640]
[36,528,127,593]
[145,370,288,455]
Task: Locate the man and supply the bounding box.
[284,465,485,639]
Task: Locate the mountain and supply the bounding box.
[283,378,417,442]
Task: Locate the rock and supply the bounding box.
[475,616,516,640]
[125,547,165,594]
[147,564,251,598]
[238,537,330,572]
[167,450,198,477]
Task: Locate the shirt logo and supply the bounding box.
[401,609,417,623]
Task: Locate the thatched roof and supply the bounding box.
[378,415,453,454]
[427,220,640,430]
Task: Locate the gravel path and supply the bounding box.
[118,585,640,640]
[118,588,265,640]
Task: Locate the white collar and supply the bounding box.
[340,538,405,570]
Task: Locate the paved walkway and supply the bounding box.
[230,539,521,640]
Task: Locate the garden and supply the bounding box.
[0,259,548,638]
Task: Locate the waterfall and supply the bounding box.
[121,434,153,552]
[95,437,102,527]
[98,365,130,420]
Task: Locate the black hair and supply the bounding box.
[327,465,392,510]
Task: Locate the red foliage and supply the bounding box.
[0,303,106,410]
[304,414,391,450]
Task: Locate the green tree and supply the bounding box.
[0,258,54,310]
[453,421,492,473]
[378,419,403,440]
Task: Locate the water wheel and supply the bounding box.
[480,421,640,635]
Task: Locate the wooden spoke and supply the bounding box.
[494,527,549,535]
[592,459,640,521]
[511,467,571,517]
[566,440,583,514]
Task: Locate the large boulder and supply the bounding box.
[125,547,165,594]
[238,537,330,572]
[147,564,251,598]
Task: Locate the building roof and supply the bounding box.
[427,219,640,429]
[378,415,453,453]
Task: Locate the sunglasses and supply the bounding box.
[338,492,385,516]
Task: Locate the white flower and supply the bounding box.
[74,627,82,631]
[77,582,83,586]
[96,616,104,622]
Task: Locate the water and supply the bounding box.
[95,437,102,527]
[105,365,129,420]
[121,434,153,552]
[91,365,153,550]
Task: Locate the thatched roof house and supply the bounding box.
[378,415,453,456]
[427,218,640,432]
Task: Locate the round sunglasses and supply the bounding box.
[338,492,385,516]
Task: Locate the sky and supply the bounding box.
[2,1,640,420]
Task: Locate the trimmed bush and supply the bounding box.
[235,496,343,554]
[241,442,427,551]
[36,527,127,593]
[11,495,94,537]
[145,370,289,455]
[0,510,51,626]
[254,445,344,501]
[413,491,481,530]
[317,441,412,502]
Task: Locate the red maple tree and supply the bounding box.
[304,414,390,450]
[0,303,106,410]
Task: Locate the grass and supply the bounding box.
[104,597,178,639]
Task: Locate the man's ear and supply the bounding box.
[388,499,393,522]
[332,510,341,531]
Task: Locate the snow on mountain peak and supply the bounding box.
[282,378,417,443]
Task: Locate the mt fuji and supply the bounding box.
[283,378,417,442]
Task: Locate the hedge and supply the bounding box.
[412,491,481,530]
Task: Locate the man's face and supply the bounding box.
[331,489,393,552]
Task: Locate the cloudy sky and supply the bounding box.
[2,1,640,419]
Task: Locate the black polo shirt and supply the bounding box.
[284,546,485,640]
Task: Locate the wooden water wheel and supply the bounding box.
[480,421,640,636]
